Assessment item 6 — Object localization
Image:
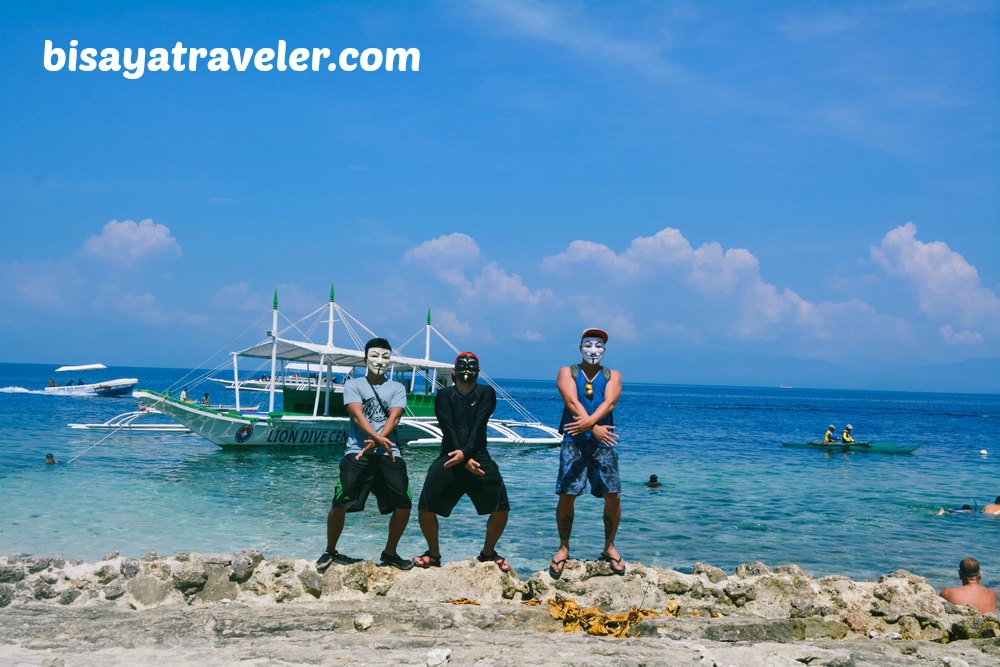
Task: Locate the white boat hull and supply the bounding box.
[134,390,561,450]
[45,378,138,397]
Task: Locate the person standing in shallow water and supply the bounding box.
[315,337,413,572]
[549,327,625,579]
[411,352,512,572]
[939,557,997,614]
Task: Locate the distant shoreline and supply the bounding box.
[2,360,998,395]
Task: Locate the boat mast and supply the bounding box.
[232,353,241,410]
[268,289,278,413]
[327,282,335,346]
[324,282,335,416]
[426,308,436,391]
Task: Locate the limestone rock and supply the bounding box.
[120,559,140,579]
[426,647,451,666]
[26,557,52,574]
[33,581,58,600]
[194,565,240,604]
[94,563,118,584]
[0,564,27,584]
[128,575,173,607]
[0,583,14,608]
[693,562,728,584]
[230,548,263,583]
[354,612,374,631]
[172,565,209,596]
[58,588,82,605]
[734,562,771,578]
[298,568,323,599]
[104,582,126,601]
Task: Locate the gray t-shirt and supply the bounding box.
[343,376,407,456]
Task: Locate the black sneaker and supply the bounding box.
[316,551,335,573]
[316,550,359,573]
[379,550,414,571]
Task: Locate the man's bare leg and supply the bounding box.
[383,507,410,556]
[482,510,509,556]
[551,494,576,574]
[325,507,347,554]
[602,493,623,568]
[413,510,441,566]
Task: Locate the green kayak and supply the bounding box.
[781,441,918,454]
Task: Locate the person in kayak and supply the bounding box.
[841,424,855,443]
[939,557,997,614]
[411,351,512,573]
[824,425,839,443]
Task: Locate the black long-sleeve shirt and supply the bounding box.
[434,383,497,460]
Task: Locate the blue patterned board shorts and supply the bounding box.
[555,442,621,497]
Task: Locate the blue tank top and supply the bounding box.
[559,365,614,446]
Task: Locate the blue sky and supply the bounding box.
[1,1,998,392]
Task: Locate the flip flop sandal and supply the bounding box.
[600,552,626,576]
[412,551,442,568]
[548,555,569,580]
[478,551,513,573]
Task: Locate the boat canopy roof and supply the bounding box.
[54,363,108,372]
[235,336,454,372]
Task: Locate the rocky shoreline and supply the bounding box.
[1,551,997,666]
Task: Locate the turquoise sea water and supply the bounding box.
[1,362,997,591]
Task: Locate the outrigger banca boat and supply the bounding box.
[44,364,138,397]
[133,286,562,450]
[781,441,918,454]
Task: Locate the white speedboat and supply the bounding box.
[44,364,138,397]
[134,287,561,450]
[207,361,352,393]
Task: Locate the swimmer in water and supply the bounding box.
[644,474,661,489]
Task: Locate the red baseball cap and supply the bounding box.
[580,328,608,343]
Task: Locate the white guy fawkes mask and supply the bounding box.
[580,337,605,365]
[366,347,391,377]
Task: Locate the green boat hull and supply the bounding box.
[781,441,918,454]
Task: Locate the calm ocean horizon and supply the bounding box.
[1,361,997,591]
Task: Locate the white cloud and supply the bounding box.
[471,0,687,83]
[405,234,551,305]
[871,222,1000,335]
[939,324,983,346]
[404,233,480,266]
[516,330,545,342]
[81,218,182,266]
[212,282,266,312]
[117,292,166,325]
[544,227,821,337]
[430,309,472,338]
[0,259,78,309]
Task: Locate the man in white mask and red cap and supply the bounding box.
[549,327,625,578]
[316,337,413,572]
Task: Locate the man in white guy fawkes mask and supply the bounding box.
[550,327,627,579]
[366,343,392,377]
[580,336,606,366]
[317,337,415,573]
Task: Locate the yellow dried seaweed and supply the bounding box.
[449,598,480,605]
[546,595,659,638]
